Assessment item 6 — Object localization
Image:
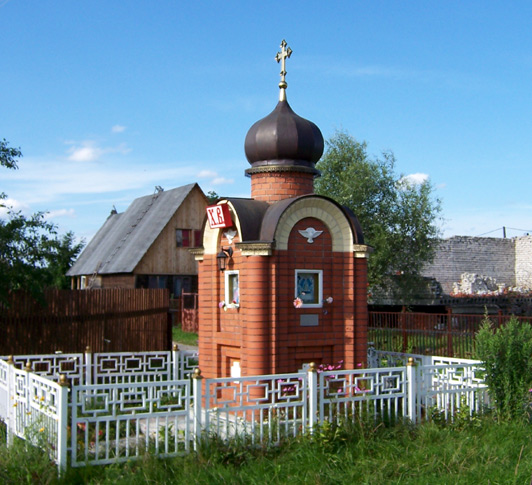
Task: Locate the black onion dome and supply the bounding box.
[244,100,324,174]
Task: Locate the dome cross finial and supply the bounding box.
[275,39,292,101]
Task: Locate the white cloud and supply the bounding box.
[45,208,76,219]
[111,125,126,133]
[211,177,234,185]
[66,140,131,162]
[67,141,103,162]
[400,173,429,186]
[197,170,218,178]
[0,198,30,216]
[110,143,131,156]
[197,169,235,186]
[3,154,201,204]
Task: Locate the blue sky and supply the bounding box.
[1,1,531,244]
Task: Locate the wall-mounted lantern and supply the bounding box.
[217,247,233,272]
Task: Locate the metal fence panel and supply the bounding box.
[70,379,192,467]
[0,359,10,430]
[319,367,408,425]
[90,351,173,385]
[203,372,308,444]
[9,368,64,463]
[0,353,85,385]
[414,363,489,422]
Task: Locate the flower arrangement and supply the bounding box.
[219,299,240,310]
[293,297,303,308]
[317,360,343,373]
[324,296,333,304]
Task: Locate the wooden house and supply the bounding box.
[67,183,208,296]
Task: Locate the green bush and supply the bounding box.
[475,316,532,421]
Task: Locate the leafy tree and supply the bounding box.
[43,231,85,289]
[1,138,22,202]
[0,210,59,299]
[315,130,442,299]
[0,138,21,170]
[206,190,219,204]
[0,140,84,303]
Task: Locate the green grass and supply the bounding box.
[171,326,198,347]
[3,416,532,484]
[369,329,475,358]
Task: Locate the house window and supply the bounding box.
[295,269,323,308]
[176,229,191,247]
[225,270,240,307]
[194,230,203,248]
[136,275,198,297]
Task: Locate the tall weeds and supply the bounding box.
[3,417,532,483]
[475,315,532,421]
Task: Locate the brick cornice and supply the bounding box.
[236,242,274,256]
[245,164,320,176]
[189,247,204,261]
[353,244,373,258]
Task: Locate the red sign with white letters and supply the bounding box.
[206,204,233,229]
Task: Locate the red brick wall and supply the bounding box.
[271,217,367,373]
[198,231,246,379]
[198,254,218,378]
[240,256,270,376]
[275,218,337,372]
[250,171,314,202]
[198,217,368,379]
[354,256,369,367]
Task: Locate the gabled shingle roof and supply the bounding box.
[67,183,199,276]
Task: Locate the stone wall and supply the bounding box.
[421,236,521,294]
[516,236,532,288]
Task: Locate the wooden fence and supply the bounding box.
[369,311,532,358]
[0,289,171,355]
[180,291,198,332]
[169,291,199,332]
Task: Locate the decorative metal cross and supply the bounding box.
[275,39,292,89]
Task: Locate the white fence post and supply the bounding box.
[56,375,69,475]
[84,347,92,386]
[23,361,32,432]
[308,363,318,434]
[6,356,14,447]
[172,344,179,381]
[406,357,417,424]
[192,367,203,450]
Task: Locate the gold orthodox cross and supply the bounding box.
[275,39,292,90]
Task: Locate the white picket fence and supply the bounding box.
[0,349,489,472]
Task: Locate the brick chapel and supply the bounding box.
[195,41,371,379]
